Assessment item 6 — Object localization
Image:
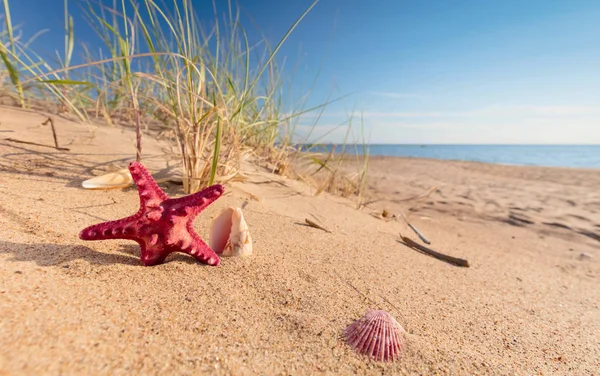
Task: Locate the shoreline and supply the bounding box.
[295,144,600,170]
[365,154,600,171]
[302,152,600,174]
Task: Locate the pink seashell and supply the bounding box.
[344,309,406,362]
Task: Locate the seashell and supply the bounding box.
[82,168,133,190]
[344,309,406,362]
[208,207,252,257]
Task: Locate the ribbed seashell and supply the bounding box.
[208,207,252,257]
[344,309,405,362]
[82,168,133,190]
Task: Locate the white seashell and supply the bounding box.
[344,309,406,362]
[82,168,133,190]
[208,207,252,257]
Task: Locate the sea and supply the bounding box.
[297,144,600,169]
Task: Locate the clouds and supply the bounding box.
[326,104,599,119]
[294,103,600,144]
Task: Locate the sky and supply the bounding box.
[6,0,600,144]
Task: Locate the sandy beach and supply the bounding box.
[1,106,599,375]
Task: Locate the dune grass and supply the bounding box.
[0,0,370,202]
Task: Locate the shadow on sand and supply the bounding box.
[0,140,182,191]
[0,241,201,267]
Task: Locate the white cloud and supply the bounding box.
[366,115,600,144]
[286,104,600,143]
[329,105,599,119]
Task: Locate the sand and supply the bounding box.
[0,105,599,375]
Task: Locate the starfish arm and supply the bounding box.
[185,231,221,266]
[79,215,139,241]
[169,184,224,216]
[128,162,169,208]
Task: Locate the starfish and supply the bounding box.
[79,161,224,266]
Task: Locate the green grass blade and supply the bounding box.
[0,48,20,90]
[2,0,24,107]
[38,79,93,86]
[209,115,222,186]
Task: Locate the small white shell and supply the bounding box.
[208,207,252,257]
[82,168,133,190]
[344,309,405,362]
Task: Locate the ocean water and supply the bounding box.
[298,144,600,169]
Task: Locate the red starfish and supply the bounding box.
[79,162,224,266]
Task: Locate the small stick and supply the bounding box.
[400,234,469,267]
[398,208,430,244]
[41,117,63,150]
[305,218,331,233]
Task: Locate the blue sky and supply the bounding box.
[7,0,600,144]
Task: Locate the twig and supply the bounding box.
[41,117,67,151]
[305,218,332,233]
[399,234,469,267]
[398,208,430,244]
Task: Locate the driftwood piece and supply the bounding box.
[400,234,470,267]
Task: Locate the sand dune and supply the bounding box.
[1,106,599,375]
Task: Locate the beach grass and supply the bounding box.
[0,0,369,200]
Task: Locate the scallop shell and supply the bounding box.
[82,168,133,190]
[208,207,252,257]
[344,309,405,362]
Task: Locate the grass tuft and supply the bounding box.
[0,0,370,203]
